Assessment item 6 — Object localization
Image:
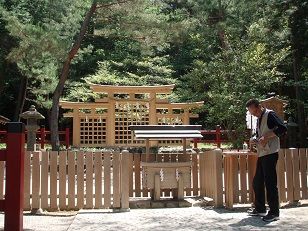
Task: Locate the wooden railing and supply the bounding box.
[0,127,70,148]
[199,148,308,207]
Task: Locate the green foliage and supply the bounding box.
[0,0,90,109]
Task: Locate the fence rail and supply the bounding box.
[0,127,70,148]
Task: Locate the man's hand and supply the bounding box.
[249,137,258,145]
[258,136,268,147]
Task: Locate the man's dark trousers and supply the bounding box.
[253,153,279,215]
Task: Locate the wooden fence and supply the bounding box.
[0,150,130,211]
[0,148,306,210]
[200,148,308,207]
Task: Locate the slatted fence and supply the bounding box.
[0,148,306,210]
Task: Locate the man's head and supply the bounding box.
[246,99,263,118]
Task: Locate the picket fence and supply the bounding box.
[0,148,306,210]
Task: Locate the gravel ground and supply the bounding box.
[1,202,308,231]
[69,203,308,231]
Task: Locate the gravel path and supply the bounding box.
[68,204,308,231]
[1,203,308,230]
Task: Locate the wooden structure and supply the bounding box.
[222,150,258,209]
[0,122,25,231]
[130,125,202,200]
[260,96,288,120]
[60,84,203,147]
[0,148,306,210]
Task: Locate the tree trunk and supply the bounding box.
[292,50,307,147]
[13,75,28,121]
[50,2,97,150]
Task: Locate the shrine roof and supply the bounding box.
[90,84,175,94]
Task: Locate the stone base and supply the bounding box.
[128,197,205,209]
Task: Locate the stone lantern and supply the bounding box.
[20,105,45,151]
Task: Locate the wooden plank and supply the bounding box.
[135,134,202,139]
[94,151,102,209]
[32,151,41,210]
[232,155,239,203]
[162,154,171,197]
[130,125,202,130]
[85,152,93,209]
[239,155,247,203]
[104,152,111,208]
[213,149,223,207]
[154,174,161,200]
[68,151,76,210]
[50,151,58,211]
[112,152,121,208]
[192,154,199,196]
[277,149,286,202]
[134,130,201,134]
[292,149,300,201]
[76,151,84,209]
[41,151,49,209]
[141,154,148,197]
[171,154,177,198]
[141,161,193,168]
[285,149,294,202]
[59,151,67,210]
[134,153,141,197]
[299,148,307,199]
[224,155,233,208]
[177,174,184,200]
[247,155,257,203]
[129,153,134,197]
[178,153,189,196]
[23,151,31,210]
[199,152,205,196]
[121,150,130,209]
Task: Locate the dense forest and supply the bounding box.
[0,0,307,149]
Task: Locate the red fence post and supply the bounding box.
[65,127,70,149]
[40,126,45,149]
[216,125,221,148]
[5,122,25,231]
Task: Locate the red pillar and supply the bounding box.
[5,122,25,231]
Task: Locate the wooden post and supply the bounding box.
[146,139,150,162]
[31,151,41,212]
[121,150,130,210]
[178,174,184,200]
[149,93,157,147]
[5,122,25,231]
[112,152,121,208]
[216,125,221,148]
[106,97,115,146]
[65,127,70,149]
[72,109,80,146]
[154,174,161,200]
[213,149,223,207]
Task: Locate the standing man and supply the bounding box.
[246,99,287,222]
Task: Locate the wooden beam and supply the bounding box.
[90,84,175,94]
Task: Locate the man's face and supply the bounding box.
[247,105,262,118]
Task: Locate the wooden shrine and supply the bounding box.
[130,125,202,200]
[60,84,203,147]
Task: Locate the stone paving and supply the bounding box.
[0,201,308,231]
